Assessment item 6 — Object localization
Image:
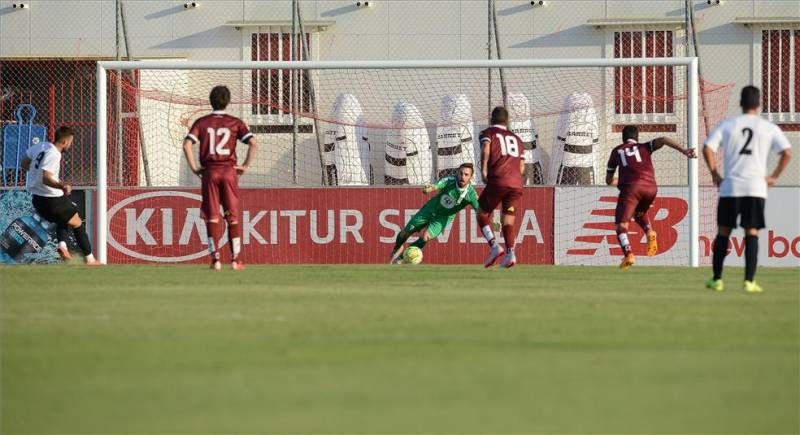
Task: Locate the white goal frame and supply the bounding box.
[95,58,700,266]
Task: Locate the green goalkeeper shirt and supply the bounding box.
[422,176,480,217]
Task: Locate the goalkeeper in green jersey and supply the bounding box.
[390,163,480,263]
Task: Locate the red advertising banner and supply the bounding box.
[106,187,554,264]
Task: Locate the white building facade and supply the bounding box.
[1,0,798,188]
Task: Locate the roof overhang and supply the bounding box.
[586,18,685,29]
[225,20,335,31]
[733,17,800,26]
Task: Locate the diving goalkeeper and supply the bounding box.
[389,163,480,263]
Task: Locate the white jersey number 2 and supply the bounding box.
[495,133,520,157]
[739,127,754,156]
[207,127,231,156]
[617,146,642,167]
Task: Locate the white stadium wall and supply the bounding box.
[2,1,796,183]
[1,1,798,117]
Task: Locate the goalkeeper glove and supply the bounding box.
[422,184,435,194]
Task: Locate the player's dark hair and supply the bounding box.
[491,106,508,125]
[54,126,75,143]
[622,125,639,142]
[209,85,231,111]
[740,85,760,111]
[459,162,474,173]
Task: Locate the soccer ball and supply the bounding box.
[402,246,423,264]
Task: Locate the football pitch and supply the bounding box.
[2,265,798,434]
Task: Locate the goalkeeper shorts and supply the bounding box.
[402,210,454,239]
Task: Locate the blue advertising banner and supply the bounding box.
[0,190,87,264]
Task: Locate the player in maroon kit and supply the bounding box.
[477,107,526,268]
[182,85,258,271]
[605,125,696,270]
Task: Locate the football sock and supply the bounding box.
[616,230,632,255]
[206,220,223,257]
[477,213,496,246]
[634,214,652,233]
[410,238,427,249]
[57,224,70,245]
[477,211,491,228]
[231,237,241,261]
[393,233,409,252]
[502,224,516,251]
[228,222,242,261]
[481,225,497,247]
[72,223,92,256]
[712,234,729,280]
[744,235,758,281]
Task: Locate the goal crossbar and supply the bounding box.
[95,57,700,266]
[97,58,696,71]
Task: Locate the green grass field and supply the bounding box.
[2,265,798,434]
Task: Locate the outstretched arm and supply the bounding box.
[652,137,697,159]
[423,176,453,194]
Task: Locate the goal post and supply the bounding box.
[96,58,700,266]
[687,57,699,268]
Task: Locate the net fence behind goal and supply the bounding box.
[97,59,730,265]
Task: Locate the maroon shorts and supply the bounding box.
[479,184,524,214]
[201,166,240,222]
[615,184,657,224]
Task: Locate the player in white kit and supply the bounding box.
[21,126,99,265]
[702,86,792,293]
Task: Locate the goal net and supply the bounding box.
[97,59,732,265]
